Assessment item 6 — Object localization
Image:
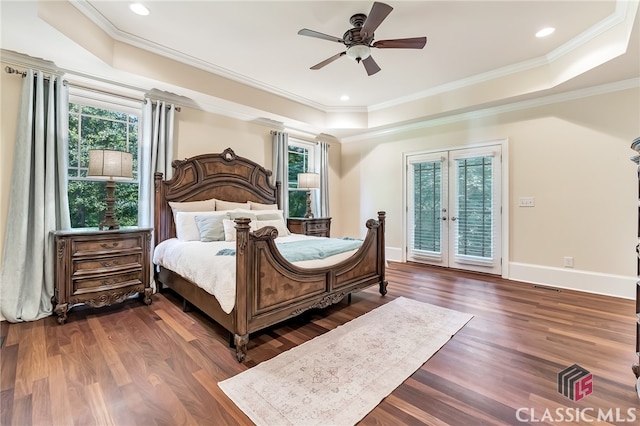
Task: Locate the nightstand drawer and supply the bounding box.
[73,253,143,275]
[72,235,144,256]
[287,217,331,238]
[308,222,328,232]
[74,271,142,294]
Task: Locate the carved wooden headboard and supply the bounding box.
[154,147,280,244]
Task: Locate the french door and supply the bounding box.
[406,145,502,274]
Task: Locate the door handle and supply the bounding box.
[451,217,458,221]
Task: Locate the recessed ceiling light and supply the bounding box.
[130,3,150,16]
[340,95,350,101]
[535,27,555,38]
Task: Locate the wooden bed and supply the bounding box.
[154,148,387,361]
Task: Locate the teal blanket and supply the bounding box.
[216,237,363,262]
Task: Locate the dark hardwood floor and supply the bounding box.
[1,262,638,425]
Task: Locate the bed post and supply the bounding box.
[377,211,388,295]
[233,217,252,362]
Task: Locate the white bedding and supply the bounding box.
[153,234,359,314]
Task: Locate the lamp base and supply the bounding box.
[100,179,120,231]
[304,190,314,218]
[99,219,120,231]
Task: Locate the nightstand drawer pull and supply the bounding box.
[101,242,120,249]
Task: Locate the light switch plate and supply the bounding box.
[519,197,535,207]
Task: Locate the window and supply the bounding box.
[287,139,315,218]
[68,102,140,228]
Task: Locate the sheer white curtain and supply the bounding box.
[138,99,175,291]
[0,70,71,322]
[315,141,330,218]
[271,130,289,216]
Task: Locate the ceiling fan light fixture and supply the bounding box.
[346,44,371,62]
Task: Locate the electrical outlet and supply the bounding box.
[563,256,574,268]
[519,197,535,207]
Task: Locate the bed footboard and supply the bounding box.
[232,212,387,362]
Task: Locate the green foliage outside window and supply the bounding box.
[68,103,140,228]
[287,144,311,218]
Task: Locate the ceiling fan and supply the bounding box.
[297,1,427,76]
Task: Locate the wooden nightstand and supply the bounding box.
[52,227,153,324]
[287,217,331,238]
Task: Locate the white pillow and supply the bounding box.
[222,218,258,242]
[253,209,286,221]
[175,211,226,241]
[255,219,290,237]
[226,209,257,221]
[169,198,216,213]
[215,199,251,211]
[249,201,279,210]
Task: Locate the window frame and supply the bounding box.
[287,138,316,218]
[67,91,142,229]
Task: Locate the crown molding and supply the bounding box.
[342,78,639,144]
[68,0,327,111]
[369,0,634,112]
[1,49,61,76]
[69,0,632,115]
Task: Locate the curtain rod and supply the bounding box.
[4,65,59,82]
[6,66,181,112]
[68,84,181,112]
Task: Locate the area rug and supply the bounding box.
[218,296,473,426]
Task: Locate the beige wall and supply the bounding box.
[341,88,640,286]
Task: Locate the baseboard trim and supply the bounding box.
[385,245,635,300]
[386,246,402,263]
[509,262,635,300]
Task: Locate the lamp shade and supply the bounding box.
[298,172,320,190]
[87,149,133,180]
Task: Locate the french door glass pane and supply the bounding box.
[455,156,493,259]
[413,161,442,253]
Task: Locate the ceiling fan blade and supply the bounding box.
[372,37,427,49]
[298,29,344,44]
[360,2,393,39]
[310,52,347,70]
[362,56,381,76]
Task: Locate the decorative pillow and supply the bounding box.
[249,201,279,210]
[254,209,285,221]
[222,218,258,242]
[255,219,290,237]
[215,199,251,211]
[169,198,216,213]
[194,214,227,242]
[226,209,257,222]
[174,211,221,241]
[255,212,283,221]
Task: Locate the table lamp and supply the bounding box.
[88,149,133,230]
[297,172,320,218]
